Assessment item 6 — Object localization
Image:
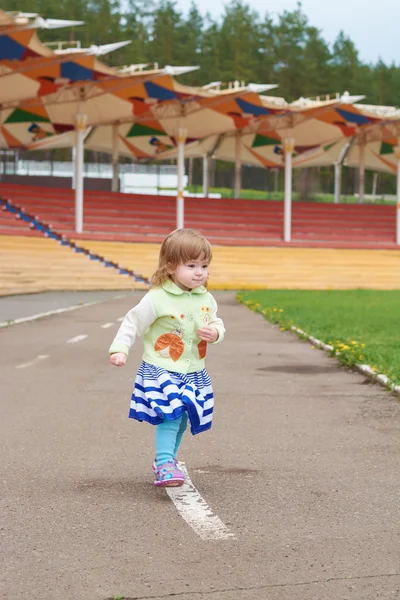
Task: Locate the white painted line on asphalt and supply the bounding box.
[0,301,99,329]
[101,322,115,329]
[66,334,88,344]
[16,355,49,369]
[166,463,235,541]
[117,317,124,322]
[0,293,130,329]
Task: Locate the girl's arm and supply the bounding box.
[206,298,225,344]
[109,293,156,357]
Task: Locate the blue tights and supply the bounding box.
[155,413,188,465]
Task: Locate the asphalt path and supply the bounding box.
[1,292,400,600]
[0,291,129,324]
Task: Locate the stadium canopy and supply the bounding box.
[292,107,400,186]
[20,80,285,230]
[141,93,368,239]
[0,10,83,59]
[0,10,83,32]
[1,9,399,244]
[154,95,400,242]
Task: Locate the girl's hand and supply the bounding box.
[110,352,127,367]
[197,326,219,343]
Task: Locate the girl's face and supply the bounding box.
[170,254,209,291]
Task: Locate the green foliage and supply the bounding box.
[302,27,332,97]
[200,14,221,83]
[177,2,203,76]
[331,32,361,93]
[2,0,399,105]
[237,290,400,387]
[218,1,261,82]
[273,5,309,100]
[148,1,183,65]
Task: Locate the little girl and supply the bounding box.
[109,228,225,487]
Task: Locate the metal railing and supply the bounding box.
[0,160,177,178]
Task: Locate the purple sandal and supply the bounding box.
[152,458,178,473]
[154,461,185,487]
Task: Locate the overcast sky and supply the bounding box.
[175,0,400,65]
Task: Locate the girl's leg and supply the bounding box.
[174,412,188,459]
[155,416,183,465]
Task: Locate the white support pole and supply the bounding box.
[203,154,209,198]
[334,163,342,204]
[74,113,87,234]
[234,132,241,199]
[111,123,119,192]
[188,157,193,187]
[358,139,366,204]
[176,127,187,229]
[284,137,295,242]
[71,146,76,190]
[395,144,400,245]
[372,172,378,198]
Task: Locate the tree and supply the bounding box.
[120,0,153,65]
[218,0,261,83]
[148,0,183,66]
[175,2,203,84]
[273,4,309,101]
[331,31,361,95]
[302,27,332,97]
[371,60,400,106]
[200,14,222,85]
[256,14,278,87]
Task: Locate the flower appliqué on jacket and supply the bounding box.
[154,320,185,362]
[198,307,210,358]
[201,306,210,325]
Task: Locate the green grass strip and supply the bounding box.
[237,290,400,388]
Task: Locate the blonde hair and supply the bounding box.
[151,228,212,288]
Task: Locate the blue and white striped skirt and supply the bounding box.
[129,361,214,435]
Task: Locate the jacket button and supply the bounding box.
[188,340,192,345]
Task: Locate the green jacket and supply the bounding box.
[109,279,225,374]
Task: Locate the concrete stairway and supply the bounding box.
[74,240,400,290]
[1,233,399,295]
[0,235,147,296]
